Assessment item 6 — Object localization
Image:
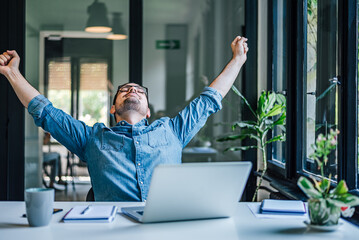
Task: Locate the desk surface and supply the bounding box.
[0,201,358,240]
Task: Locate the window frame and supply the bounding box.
[266,0,298,179]
[267,0,358,191]
[337,0,358,190]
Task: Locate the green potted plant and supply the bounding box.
[297,129,359,227]
[217,86,286,201]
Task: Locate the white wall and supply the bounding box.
[143,24,166,113]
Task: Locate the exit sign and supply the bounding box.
[156,40,180,49]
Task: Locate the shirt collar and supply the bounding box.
[116,118,149,127]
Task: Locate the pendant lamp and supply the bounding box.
[85,0,112,33]
[107,12,127,40]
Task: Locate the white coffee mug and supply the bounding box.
[25,188,54,227]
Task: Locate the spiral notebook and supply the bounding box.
[62,205,117,223]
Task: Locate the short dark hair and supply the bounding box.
[112,83,149,105]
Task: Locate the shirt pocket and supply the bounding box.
[148,125,169,148]
[101,128,124,151]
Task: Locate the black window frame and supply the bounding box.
[266,0,359,225]
[266,0,298,180]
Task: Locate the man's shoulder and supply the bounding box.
[90,122,108,130]
[146,117,171,130]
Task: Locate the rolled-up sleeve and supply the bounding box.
[200,87,223,111]
[28,95,91,161]
[28,95,52,118]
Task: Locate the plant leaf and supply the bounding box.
[258,91,267,117]
[233,121,257,130]
[264,104,285,117]
[273,112,286,126]
[330,180,348,195]
[331,193,359,207]
[276,94,286,106]
[297,176,322,198]
[265,135,285,144]
[319,178,330,193]
[326,198,349,208]
[231,85,257,119]
[217,135,243,142]
[278,125,286,132]
[266,92,276,113]
[224,146,257,152]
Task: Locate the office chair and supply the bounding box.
[86,187,95,201]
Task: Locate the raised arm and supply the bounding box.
[209,36,248,98]
[0,50,40,108]
[0,50,91,159]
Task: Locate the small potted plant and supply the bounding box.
[297,129,359,228]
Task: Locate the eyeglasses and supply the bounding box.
[113,83,149,105]
[117,84,148,95]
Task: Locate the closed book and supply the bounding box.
[63,205,117,223]
[260,199,306,214]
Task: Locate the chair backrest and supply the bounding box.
[86,187,95,201]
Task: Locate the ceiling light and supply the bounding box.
[107,12,127,40]
[85,0,112,33]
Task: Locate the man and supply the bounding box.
[0,36,248,201]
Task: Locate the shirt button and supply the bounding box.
[136,141,139,144]
[138,163,141,166]
[140,181,143,184]
[121,122,125,125]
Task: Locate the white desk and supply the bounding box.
[0,201,358,240]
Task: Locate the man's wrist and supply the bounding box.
[231,56,245,66]
[4,67,21,79]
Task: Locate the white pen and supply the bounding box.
[81,205,91,215]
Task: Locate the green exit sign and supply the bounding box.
[156,40,180,49]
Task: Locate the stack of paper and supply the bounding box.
[62,205,118,223]
[260,199,306,214]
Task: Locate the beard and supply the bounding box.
[115,97,147,116]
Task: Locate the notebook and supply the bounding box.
[62,205,117,223]
[260,199,306,214]
[121,161,252,223]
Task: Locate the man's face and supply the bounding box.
[110,83,150,120]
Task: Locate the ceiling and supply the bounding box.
[26,0,208,32]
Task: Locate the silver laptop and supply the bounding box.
[121,161,252,223]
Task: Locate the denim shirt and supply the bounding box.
[28,87,222,201]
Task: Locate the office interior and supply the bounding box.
[1,0,359,227]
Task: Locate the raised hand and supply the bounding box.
[231,36,249,66]
[0,50,20,76]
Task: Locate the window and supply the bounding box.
[47,59,71,115]
[268,0,288,167]
[304,0,339,180]
[264,0,359,197]
[79,60,109,126]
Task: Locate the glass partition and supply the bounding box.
[143,0,246,163]
[25,0,129,200]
